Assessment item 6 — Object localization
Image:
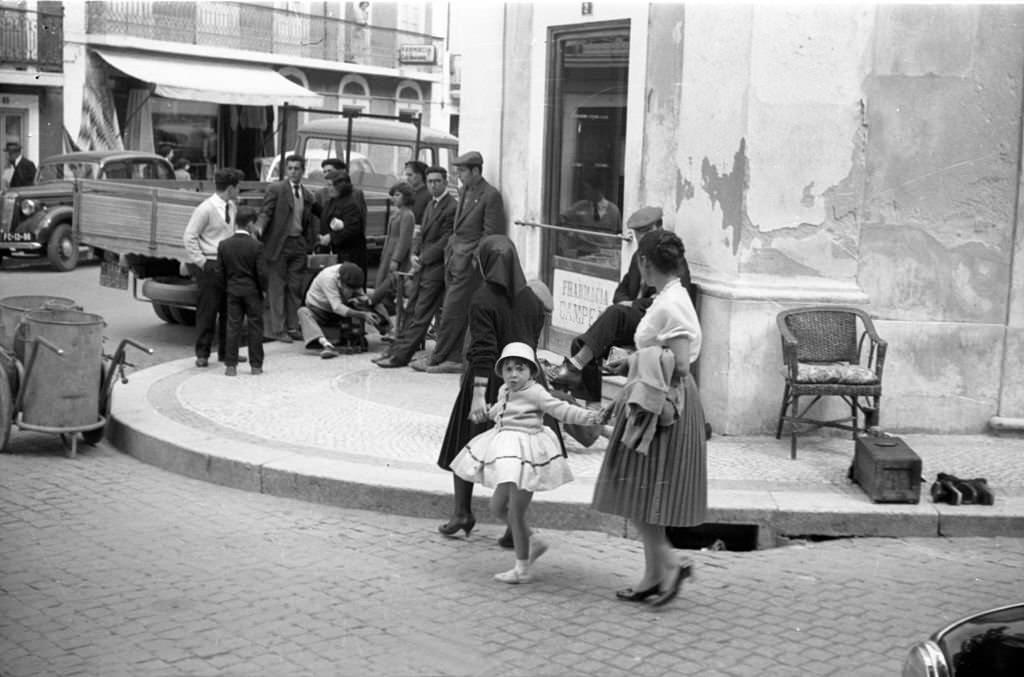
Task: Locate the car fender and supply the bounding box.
[17,204,73,243]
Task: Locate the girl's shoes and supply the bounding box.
[437,515,476,537]
[615,583,661,602]
[494,568,533,584]
[650,563,693,607]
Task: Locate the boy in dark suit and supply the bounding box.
[218,207,267,375]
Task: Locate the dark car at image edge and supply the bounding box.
[0,150,175,271]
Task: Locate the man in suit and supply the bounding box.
[255,154,321,342]
[375,165,456,368]
[5,142,36,188]
[410,150,506,374]
[217,206,267,376]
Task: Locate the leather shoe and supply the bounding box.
[425,360,464,374]
[496,531,514,549]
[615,583,660,602]
[376,357,407,368]
[251,367,263,375]
[650,563,693,607]
[287,329,303,341]
[224,366,237,377]
[410,357,430,372]
[438,515,475,537]
[550,360,583,389]
[195,357,209,368]
[319,347,339,359]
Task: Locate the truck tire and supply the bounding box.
[152,303,178,324]
[168,306,197,326]
[47,223,80,272]
[141,277,199,307]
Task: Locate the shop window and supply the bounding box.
[151,98,218,180]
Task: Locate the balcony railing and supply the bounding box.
[0,5,63,72]
[86,1,443,74]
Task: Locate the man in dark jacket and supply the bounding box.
[411,150,506,374]
[550,206,691,403]
[5,142,36,188]
[375,165,456,368]
[254,154,321,342]
[318,167,368,279]
[217,207,267,376]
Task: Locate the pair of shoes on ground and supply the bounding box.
[196,355,247,368]
[493,535,549,585]
[410,357,463,374]
[615,562,694,606]
[930,474,994,505]
[224,365,262,376]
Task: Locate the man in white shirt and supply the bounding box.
[183,168,243,367]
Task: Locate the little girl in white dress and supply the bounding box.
[451,342,603,584]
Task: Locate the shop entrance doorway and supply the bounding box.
[543,22,630,354]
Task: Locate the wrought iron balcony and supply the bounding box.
[0,5,63,72]
[85,1,443,74]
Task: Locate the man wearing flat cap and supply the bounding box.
[550,206,691,405]
[412,150,507,374]
[298,261,381,358]
[318,167,368,279]
[5,141,36,188]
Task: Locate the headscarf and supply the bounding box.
[476,235,527,300]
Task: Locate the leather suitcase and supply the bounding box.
[852,435,922,503]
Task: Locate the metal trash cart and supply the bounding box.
[0,307,152,458]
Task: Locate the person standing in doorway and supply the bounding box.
[411,150,506,374]
[183,168,244,367]
[5,142,36,188]
[255,154,321,342]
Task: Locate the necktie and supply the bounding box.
[593,202,601,222]
[224,203,230,224]
[293,184,300,200]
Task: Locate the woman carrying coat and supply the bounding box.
[591,230,707,607]
[436,234,562,540]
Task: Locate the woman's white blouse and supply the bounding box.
[633,278,702,364]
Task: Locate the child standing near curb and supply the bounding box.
[218,207,267,375]
[450,342,604,584]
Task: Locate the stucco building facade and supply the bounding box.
[458,2,1024,435]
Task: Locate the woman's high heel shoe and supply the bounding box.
[650,563,693,607]
[615,583,660,602]
[437,515,476,537]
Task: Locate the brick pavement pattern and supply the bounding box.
[2,438,1022,677]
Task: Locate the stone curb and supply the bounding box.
[107,356,1024,544]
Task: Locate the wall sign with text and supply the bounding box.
[551,269,619,334]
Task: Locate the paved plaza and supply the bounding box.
[2,439,1022,677]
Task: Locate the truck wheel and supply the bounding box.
[47,224,80,272]
[141,277,199,307]
[169,306,197,326]
[152,303,178,324]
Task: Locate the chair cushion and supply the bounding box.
[794,362,879,385]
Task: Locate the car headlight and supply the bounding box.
[19,199,37,217]
[901,641,949,677]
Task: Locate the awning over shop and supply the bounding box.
[94,49,324,108]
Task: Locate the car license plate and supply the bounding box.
[100,260,129,290]
[0,232,35,242]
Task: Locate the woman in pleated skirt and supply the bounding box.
[591,230,707,607]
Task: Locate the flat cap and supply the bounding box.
[627,206,663,230]
[323,168,347,183]
[336,261,365,288]
[452,150,483,167]
[4,141,22,151]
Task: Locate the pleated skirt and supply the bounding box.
[591,374,707,527]
[450,427,574,491]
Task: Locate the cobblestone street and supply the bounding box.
[2,438,1021,677]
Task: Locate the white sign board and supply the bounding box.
[399,45,437,65]
[551,269,619,334]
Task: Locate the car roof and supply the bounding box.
[298,117,458,147]
[41,151,168,164]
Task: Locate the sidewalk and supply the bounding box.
[107,343,1024,545]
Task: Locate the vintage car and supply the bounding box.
[902,602,1024,676]
[0,150,175,271]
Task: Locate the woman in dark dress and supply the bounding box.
[320,168,368,281]
[436,235,561,538]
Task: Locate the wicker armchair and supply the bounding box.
[775,306,887,459]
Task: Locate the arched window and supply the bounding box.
[339,74,371,113]
[395,79,424,118]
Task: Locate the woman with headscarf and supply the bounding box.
[436,235,562,543]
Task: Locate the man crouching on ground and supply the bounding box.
[298,262,384,358]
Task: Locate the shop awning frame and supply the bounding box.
[94,49,324,108]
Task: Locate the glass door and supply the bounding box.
[543,23,630,354]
